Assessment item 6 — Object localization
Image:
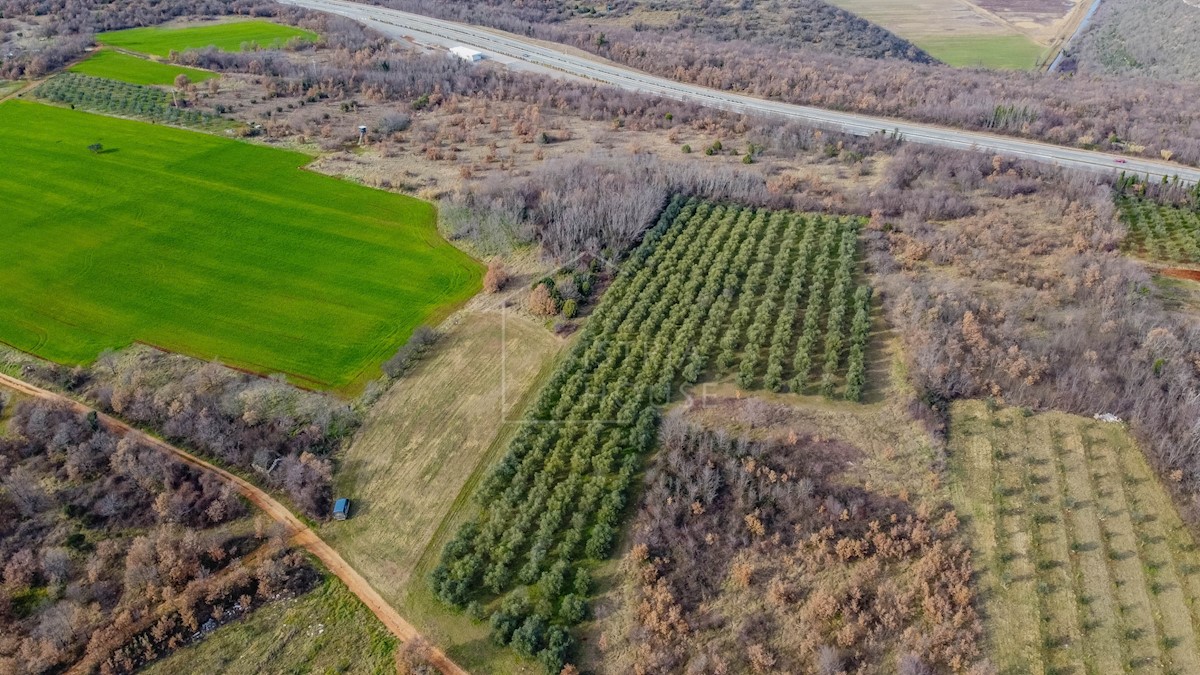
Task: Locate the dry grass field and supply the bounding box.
[948,401,1200,675]
[824,0,1085,68]
[322,304,563,596]
[318,277,566,671]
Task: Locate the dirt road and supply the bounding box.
[0,371,468,675]
[0,79,40,103]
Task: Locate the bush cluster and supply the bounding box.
[35,73,221,128]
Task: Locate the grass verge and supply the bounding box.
[142,573,397,675]
[321,306,566,673]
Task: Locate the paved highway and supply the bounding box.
[282,0,1200,184]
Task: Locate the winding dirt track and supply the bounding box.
[0,372,467,675]
[0,79,41,103]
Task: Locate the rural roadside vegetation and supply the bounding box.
[369,0,1200,166]
[142,574,397,675]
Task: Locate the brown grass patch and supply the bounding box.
[321,307,563,599]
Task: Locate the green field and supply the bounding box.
[69,49,217,85]
[0,100,481,392]
[142,576,396,675]
[918,34,1045,69]
[98,20,317,58]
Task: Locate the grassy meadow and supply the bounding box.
[98,19,316,57]
[0,100,481,392]
[69,49,217,85]
[323,306,565,673]
[919,34,1046,70]
[948,401,1200,674]
[142,575,397,675]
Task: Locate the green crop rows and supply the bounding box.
[35,73,222,128]
[1120,196,1200,263]
[430,198,869,671]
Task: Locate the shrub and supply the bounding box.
[382,326,439,378]
[528,283,559,316]
[377,112,412,134]
[539,627,573,673]
[489,594,531,646]
[510,614,548,656]
[483,259,509,293]
[558,594,588,624]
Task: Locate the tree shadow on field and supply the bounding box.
[98,147,119,155]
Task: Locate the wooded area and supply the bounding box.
[0,397,316,674]
[612,413,979,673]
[1069,0,1200,82]
[22,348,356,519]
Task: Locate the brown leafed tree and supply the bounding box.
[483,259,509,293]
[527,283,558,316]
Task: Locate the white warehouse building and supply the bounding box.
[450,46,484,62]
